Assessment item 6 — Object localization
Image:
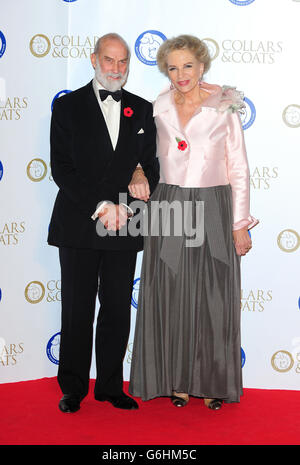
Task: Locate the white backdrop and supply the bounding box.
[1,0,300,391]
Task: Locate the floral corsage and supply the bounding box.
[175,137,188,151]
[218,86,246,114]
[124,107,134,117]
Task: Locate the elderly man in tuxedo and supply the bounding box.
[48,33,159,413]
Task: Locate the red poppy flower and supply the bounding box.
[124,107,133,117]
[177,140,187,151]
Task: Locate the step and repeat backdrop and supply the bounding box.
[1,0,300,391]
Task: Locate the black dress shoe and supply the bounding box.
[205,398,223,410]
[171,395,189,407]
[95,392,139,410]
[58,394,82,413]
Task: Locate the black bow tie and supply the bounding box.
[99,89,122,102]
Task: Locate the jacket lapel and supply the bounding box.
[85,83,139,160]
[86,81,115,156]
[153,86,185,138]
[153,82,223,137]
[114,89,135,154]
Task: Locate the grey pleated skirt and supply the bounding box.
[129,183,242,403]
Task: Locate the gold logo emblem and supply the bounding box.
[25,281,45,304]
[27,158,48,182]
[282,104,300,128]
[277,229,300,253]
[271,350,294,373]
[202,38,219,61]
[30,34,51,57]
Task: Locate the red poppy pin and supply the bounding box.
[124,107,134,117]
[176,137,187,151]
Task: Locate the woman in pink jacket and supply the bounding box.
[129,35,258,409]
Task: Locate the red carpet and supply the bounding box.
[1,377,300,446]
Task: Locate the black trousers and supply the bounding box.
[57,247,137,398]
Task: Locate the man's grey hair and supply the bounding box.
[94,33,131,60]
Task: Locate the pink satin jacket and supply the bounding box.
[153,82,258,231]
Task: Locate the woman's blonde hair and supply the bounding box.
[156,35,211,76]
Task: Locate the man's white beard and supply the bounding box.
[94,58,129,92]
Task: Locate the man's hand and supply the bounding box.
[98,204,128,231]
[233,228,252,256]
[128,167,150,202]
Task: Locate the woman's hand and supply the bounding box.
[232,228,252,256]
[128,167,150,202]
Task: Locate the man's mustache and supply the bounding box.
[105,72,123,79]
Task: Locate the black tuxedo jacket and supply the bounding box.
[48,81,159,251]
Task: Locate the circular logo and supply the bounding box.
[131,277,140,309]
[0,161,3,181]
[240,97,256,130]
[51,89,72,111]
[135,30,167,66]
[27,158,47,182]
[277,229,300,253]
[63,0,78,2]
[282,104,300,128]
[271,350,294,372]
[25,281,45,304]
[229,0,255,5]
[241,347,246,367]
[29,34,51,58]
[0,31,6,58]
[46,332,60,365]
[0,288,2,302]
[202,38,220,61]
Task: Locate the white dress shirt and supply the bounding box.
[92,78,120,150]
[91,78,133,220]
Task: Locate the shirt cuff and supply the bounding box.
[91,201,108,220]
[91,201,134,220]
[232,215,259,231]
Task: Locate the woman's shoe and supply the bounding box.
[204,398,223,410]
[171,393,189,407]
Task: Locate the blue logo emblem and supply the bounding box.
[131,278,140,309]
[63,0,78,2]
[46,332,60,365]
[0,161,3,181]
[298,297,300,310]
[0,31,6,58]
[229,0,255,5]
[241,347,246,367]
[135,30,167,65]
[51,89,72,111]
[0,288,2,302]
[241,97,256,130]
